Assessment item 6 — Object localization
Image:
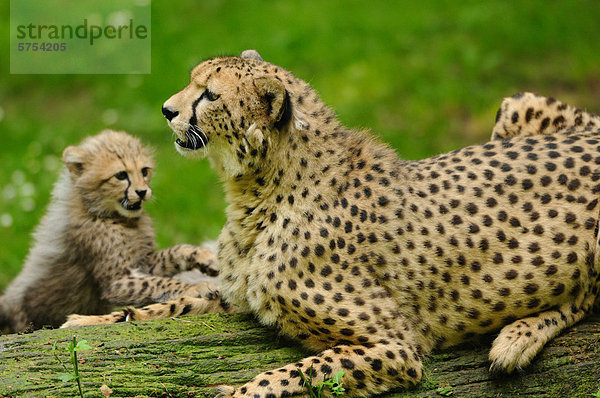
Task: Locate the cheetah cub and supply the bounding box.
[159,50,600,397]
[0,130,220,333]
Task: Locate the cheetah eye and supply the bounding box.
[114,171,128,181]
[141,167,150,177]
[202,89,221,102]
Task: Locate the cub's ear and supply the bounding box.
[62,146,87,176]
[255,77,291,129]
[240,49,263,61]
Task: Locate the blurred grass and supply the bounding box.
[1,0,600,289]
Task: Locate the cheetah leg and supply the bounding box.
[146,244,219,277]
[61,295,233,328]
[489,296,595,373]
[491,92,600,140]
[215,342,422,398]
[102,275,219,307]
[60,277,221,328]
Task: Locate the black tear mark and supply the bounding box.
[121,173,132,205]
[189,93,204,127]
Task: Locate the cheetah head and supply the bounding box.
[162,50,301,177]
[62,130,154,218]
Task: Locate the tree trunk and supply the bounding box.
[0,313,598,397]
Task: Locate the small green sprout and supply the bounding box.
[52,336,92,398]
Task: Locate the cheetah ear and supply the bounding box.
[255,77,292,130]
[240,49,263,61]
[62,146,87,177]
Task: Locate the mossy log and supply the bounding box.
[0,313,598,397]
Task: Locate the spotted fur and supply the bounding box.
[160,52,600,397]
[0,131,220,333]
[492,92,600,140]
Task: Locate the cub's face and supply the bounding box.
[62,130,154,218]
[162,52,292,177]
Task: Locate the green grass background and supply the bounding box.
[1,1,600,289]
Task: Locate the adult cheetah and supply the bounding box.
[162,51,600,397]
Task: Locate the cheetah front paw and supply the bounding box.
[488,327,545,374]
[214,385,236,398]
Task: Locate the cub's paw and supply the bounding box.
[181,245,219,276]
[61,314,112,328]
[61,309,129,328]
[183,281,220,299]
[214,385,236,398]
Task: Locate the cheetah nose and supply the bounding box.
[136,189,147,199]
[161,105,179,121]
